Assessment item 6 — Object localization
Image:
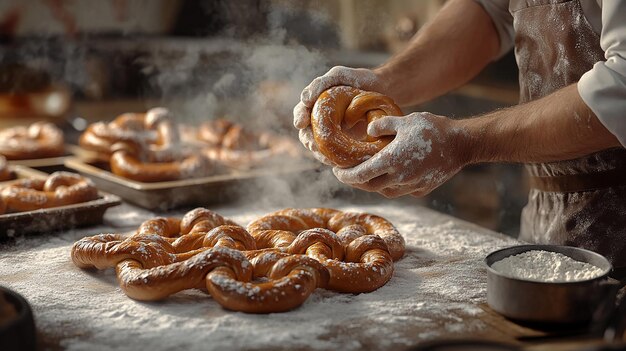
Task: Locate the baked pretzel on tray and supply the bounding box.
[0,171,98,214]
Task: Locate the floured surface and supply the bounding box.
[0,202,521,350]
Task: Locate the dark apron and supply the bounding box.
[511,0,626,268]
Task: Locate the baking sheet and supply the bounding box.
[0,166,122,239]
[64,156,322,211]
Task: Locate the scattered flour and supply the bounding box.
[490,250,605,282]
[0,202,520,351]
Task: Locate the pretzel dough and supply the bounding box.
[79,108,177,156]
[71,209,330,313]
[109,142,213,182]
[0,122,64,160]
[248,208,404,293]
[0,171,98,214]
[198,119,301,169]
[310,86,403,168]
[72,207,405,313]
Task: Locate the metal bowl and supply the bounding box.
[485,244,613,324]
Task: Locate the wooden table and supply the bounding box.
[0,200,618,350]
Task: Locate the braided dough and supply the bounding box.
[0,122,64,160]
[109,141,212,182]
[247,208,404,293]
[80,108,214,182]
[310,86,403,168]
[81,108,304,178]
[198,119,302,169]
[72,207,404,313]
[0,171,98,214]
[79,108,178,156]
[72,209,329,313]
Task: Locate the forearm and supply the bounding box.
[459,84,622,164]
[374,0,500,106]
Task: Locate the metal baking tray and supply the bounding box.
[64,156,321,211]
[0,165,122,240]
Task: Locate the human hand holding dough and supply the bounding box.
[305,85,402,168]
[333,112,469,198]
[294,66,387,129]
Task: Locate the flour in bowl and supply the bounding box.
[491,250,605,282]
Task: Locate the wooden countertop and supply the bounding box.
[0,200,620,350]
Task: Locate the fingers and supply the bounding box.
[301,74,341,107]
[298,128,333,165]
[300,66,376,107]
[332,152,392,185]
[293,101,311,129]
[367,116,401,137]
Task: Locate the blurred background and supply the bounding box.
[0,0,527,235]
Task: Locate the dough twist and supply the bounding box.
[0,122,64,160]
[0,171,98,214]
[71,207,403,312]
[247,208,405,292]
[81,108,215,182]
[310,86,402,167]
[71,208,329,313]
[109,141,213,182]
[198,119,301,169]
[79,108,177,156]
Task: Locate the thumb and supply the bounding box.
[367,116,400,137]
[293,101,311,129]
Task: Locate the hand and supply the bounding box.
[298,127,334,165]
[332,112,469,198]
[293,66,387,130]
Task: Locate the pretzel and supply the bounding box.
[0,171,98,214]
[109,141,213,182]
[0,156,13,181]
[71,208,329,313]
[198,119,235,147]
[0,122,64,160]
[310,86,403,168]
[247,208,405,292]
[72,207,403,312]
[79,108,178,156]
[198,119,302,169]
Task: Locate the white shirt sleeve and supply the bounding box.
[578,0,626,148]
[473,0,514,59]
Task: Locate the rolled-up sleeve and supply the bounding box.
[473,0,514,58]
[578,1,626,147]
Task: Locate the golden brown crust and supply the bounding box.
[109,142,213,182]
[0,122,64,160]
[79,111,165,156]
[247,207,405,292]
[206,254,329,313]
[310,86,403,168]
[0,171,98,214]
[198,119,302,169]
[71,207,404,312]
[71,208,329,313]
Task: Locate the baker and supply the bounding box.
[294,0,626,272]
